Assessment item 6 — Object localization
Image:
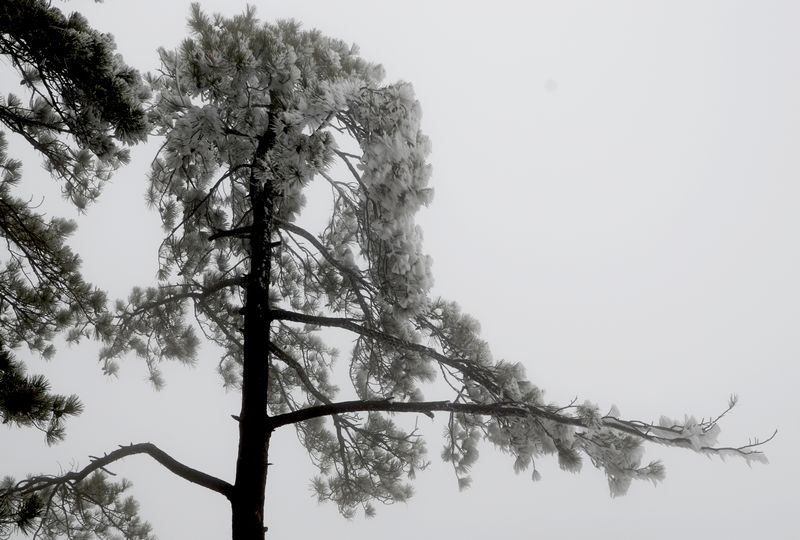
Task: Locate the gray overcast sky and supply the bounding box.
[3,1,798,538]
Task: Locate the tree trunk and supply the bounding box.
[231,125,277,539]
[231,432,272,539]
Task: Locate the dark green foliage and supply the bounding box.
[0,132,110,357]
[0,4,153,537]
[0,0,149,207]
[0,472,153,540]
[0,0,150,357]
[0,477,42,538]
[0,343,82,444]
[0,0,149,371]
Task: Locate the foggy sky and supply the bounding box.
[3,1,797,539]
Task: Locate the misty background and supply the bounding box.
[2,1,797,538]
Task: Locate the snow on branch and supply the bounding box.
[268,394,772,499]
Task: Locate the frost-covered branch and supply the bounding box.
[270,397,772,467]
[270,309,498,391]
[274,219,372,290]
[268,392,773,502]
[269,343,333,406]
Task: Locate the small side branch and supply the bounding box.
[274,218,371,290]
[270,308,499,391]
[209,226,252,241]
[123,276,245,317]
[16,442,234,500]
[269,344,332,406]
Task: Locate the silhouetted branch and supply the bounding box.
[268,399,575,429]
[268,398,774,461]
[15,442,234,499]
[209,226,252,241]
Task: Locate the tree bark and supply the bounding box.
[231,124,277,540]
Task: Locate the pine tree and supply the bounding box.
[0,0,148,437]
[0,1,148,533]
[0,5,771,540]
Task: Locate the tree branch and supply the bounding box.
[270,308,499,392]
[15,442,234,499]
[268,399,773,461]
[161,164,250,243]
[334,149,368,192]
[274,219,370,289]
[269,343,332,406]
[123,276,244,317]
[275,218,375,318]
[267,399,551,429]
[208,226,252,241]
